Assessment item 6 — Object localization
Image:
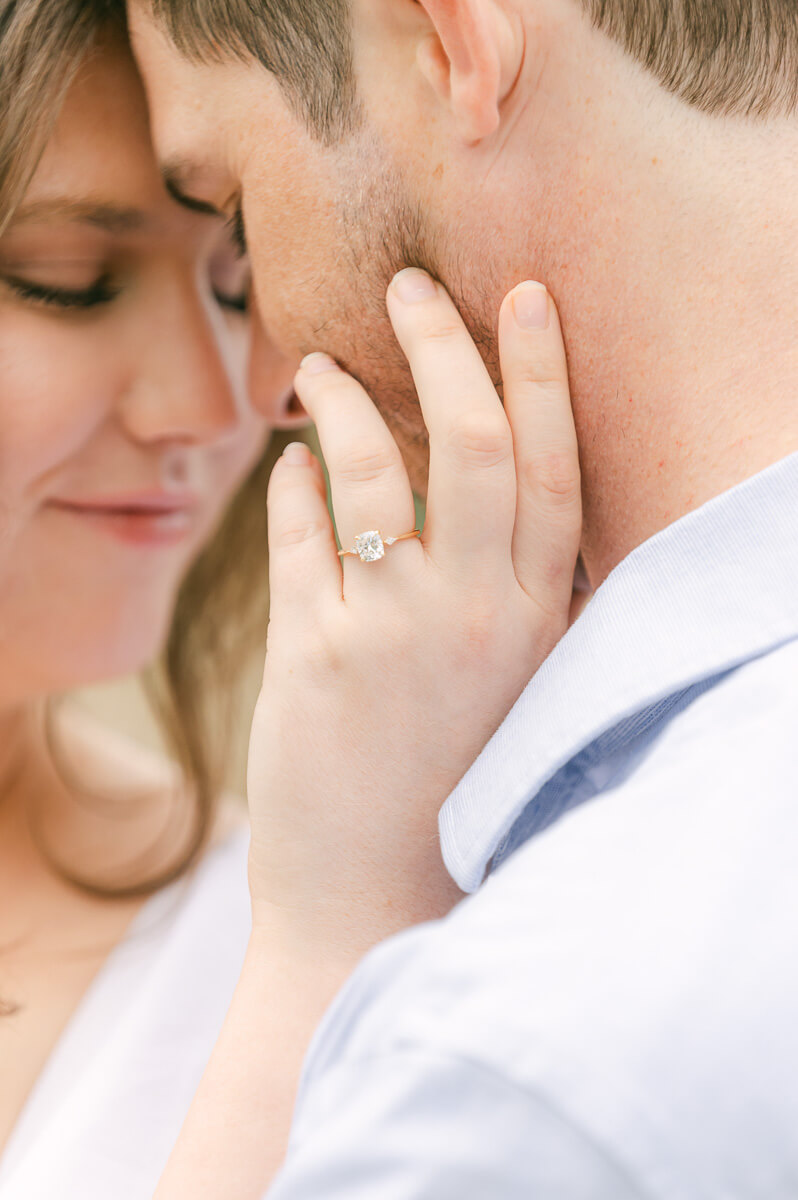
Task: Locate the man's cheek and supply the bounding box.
[250,254,337,358]
[251,285,325,365]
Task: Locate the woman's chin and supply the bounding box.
[25,614,176,698]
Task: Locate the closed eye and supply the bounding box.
[1,272,121,310]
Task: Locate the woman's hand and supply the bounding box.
[248,270,582,951]
[154,273,582,1200]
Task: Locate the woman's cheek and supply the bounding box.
[0,312,118,491]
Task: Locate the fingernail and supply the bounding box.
[282,441,312,465]
[300,352,339,375]
[392,268,437,304]
[512,282,549,330]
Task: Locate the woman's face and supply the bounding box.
[0,35,300,703]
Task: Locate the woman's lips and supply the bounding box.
[47,491,199,547]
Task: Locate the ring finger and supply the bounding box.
[293,353,420,591]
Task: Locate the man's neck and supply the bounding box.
[474,14,798,585]
[563,139,798,585]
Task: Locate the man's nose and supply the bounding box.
[119,278,242,446]
[248,311,308,430]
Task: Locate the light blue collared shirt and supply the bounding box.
[269,454,798,1199]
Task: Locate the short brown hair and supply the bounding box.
[149,0,358,141]
[583,0,798,118]
[151,0,798,130]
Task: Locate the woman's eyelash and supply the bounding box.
[3,273,121,310]
[6,271,248,315]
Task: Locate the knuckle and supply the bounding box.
[269,614,344,680]
[272,517,327,550]
[300,628,345,678]
[523,451,581,506]
[517,355,565,389]
[448,412,513,470]
[457,601,503,657]
[414,318,463,346]
[540,556,578,597]
[335,443,398,487]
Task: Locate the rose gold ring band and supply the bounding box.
[338,529,421,562]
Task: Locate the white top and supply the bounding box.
[269,453,798,1199]
[0,825,251,1200]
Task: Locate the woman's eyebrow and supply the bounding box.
[11,199,150,233]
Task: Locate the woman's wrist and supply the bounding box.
[248,859,463,969]
[247,899,365,981]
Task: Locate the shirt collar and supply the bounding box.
[440,453,798,893]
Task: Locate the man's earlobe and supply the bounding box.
[415,0,521,144]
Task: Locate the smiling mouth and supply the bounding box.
[48,493,199,546]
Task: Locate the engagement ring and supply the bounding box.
[338,529,421,563]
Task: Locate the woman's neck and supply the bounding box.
[0,704,44,820]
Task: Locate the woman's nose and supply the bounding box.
[119,278,243,446]
[248,312,309,430]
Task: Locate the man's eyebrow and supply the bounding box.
[11,199,149,233]
[162,164,222,216]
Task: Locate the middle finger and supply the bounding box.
[386,269,516,580]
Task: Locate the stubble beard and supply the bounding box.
[327,131,500,496]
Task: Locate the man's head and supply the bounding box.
[147,0,798,135]
[129,0,798,581]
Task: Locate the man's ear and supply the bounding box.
[415,0,521,143]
